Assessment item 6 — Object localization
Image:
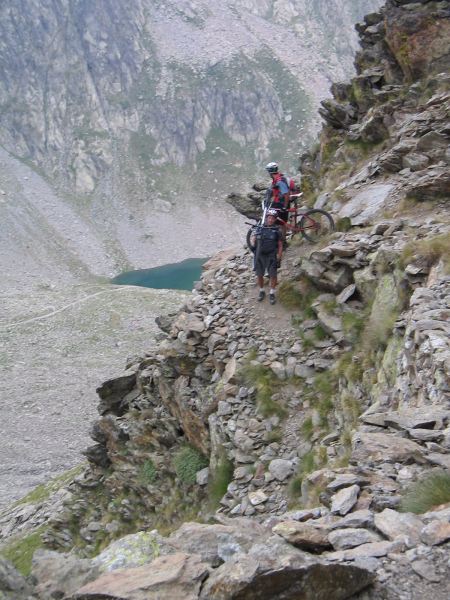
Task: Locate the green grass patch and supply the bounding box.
[278,281,306,310]
[173,446,209,485]
[335,216,352,232]
[342,311,366,343]
[289,476,303,497]
[313,324,328,341]
[208,455,233,507]
[139,459,157,484]
[242,362,287,418]
[279,278,319,314]
[336,352,364,383]
[400,470,450,514]
[301,417,314,440]
[0,526,47,576]
[266,427,283,443]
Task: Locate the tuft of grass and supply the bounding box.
[139,459,157,484]
[400,233,450,274]
[400,470,450,514]
[335,216,352,232]
[342,312,366,343]
[242,363,287,418]
[313,324,328,341]
[278,281,306,310]
[362,306,399,352]
[300,450,315,475]
[208,455,233,507]
[336,352,364,383]
[266,427,283,443]
[301,417,314,441]
[173,446,209,485]
[279,278,319,314]
[289,476,303,497]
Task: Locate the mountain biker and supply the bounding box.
[265,161,291,241]
[250,209,283,305]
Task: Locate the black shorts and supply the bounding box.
[274,207,288,223]
[255,252,278,278]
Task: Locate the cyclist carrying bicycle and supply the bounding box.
[265,162,292,241]
[250,208,283,305]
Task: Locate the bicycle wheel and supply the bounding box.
[299,209,335,243]
[246,227,257,253]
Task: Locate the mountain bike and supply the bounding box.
[246,193,335,252]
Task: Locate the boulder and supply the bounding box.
[272,521,331,553]
[339,184,394,226]
[351,432,425,464]
[32,550,100,600]
[93,532,174,572]
[167,521,266,567]
[402,152,429,171]
[200,551,374,600]
[331,485,360,516]
[328,528,381,550]
[330,510,374,530]
[96,370,137,416]
[72,553,209,600]
[226,192,261,219]
[268,459,294,481]
[374,509,423,546]
[420,520,450,546]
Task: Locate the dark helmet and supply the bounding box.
[265,161,279,174]
[267,208,278,216]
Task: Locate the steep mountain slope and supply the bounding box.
[0,0,381,197]
[1,2,449,598]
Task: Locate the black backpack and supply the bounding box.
[258,227,279,254]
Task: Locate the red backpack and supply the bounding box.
[271,173,296,203]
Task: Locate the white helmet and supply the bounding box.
[265,162,279,174]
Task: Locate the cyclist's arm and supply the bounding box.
[277,235,283,260]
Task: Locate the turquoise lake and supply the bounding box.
[111,257,207,291]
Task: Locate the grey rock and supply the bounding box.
[327,539,405,561]
[410,558,441,583]
[268,459,294,482]
[351,432,425,464]
[330,510,374,530]
[32,550,100,599]
[73,553,209,599]
[420,520,450,546]
[196,467,209,486]
[331,485,360,516]
[200,551,374,600]
[328,528,381,550]
[402,152,430,171]
[327,474,367,492]
[374,509,423,546]
[272,521,331,552]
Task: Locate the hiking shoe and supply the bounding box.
[269,293,276,305]
[258,290,265,302]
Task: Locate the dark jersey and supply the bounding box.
[257,226,281,254]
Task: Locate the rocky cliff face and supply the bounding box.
[1,1,449,598]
